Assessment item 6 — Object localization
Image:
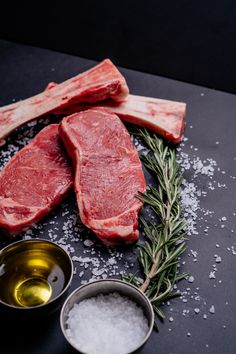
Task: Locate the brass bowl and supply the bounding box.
[60,279,154,354]
[0,238,73,315]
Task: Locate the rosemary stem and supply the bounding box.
[166,203,171,223]
[140,249,162,293]
[140,202,171,294]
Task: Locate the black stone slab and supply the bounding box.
[0,39,236,354]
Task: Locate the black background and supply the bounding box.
[1,0,236,93]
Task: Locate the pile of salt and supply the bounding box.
[65,292,149,354]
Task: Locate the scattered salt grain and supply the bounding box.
[27,120,37,127]
[91,268,105,276]
[209,305,215,314]
[188,276,195,283]
[65,292,149,354]
[209,271,216,279]
[83,239,94,247]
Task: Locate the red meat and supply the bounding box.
[0,125,73,235]
[59,108,146,246]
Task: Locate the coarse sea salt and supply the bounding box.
[65,292,149,354]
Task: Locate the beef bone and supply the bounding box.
[0,59,129,145]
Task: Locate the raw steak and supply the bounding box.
[51,90,186,143]
[59,109,146,246]
[0,59,129,145]
[0,125,73,235]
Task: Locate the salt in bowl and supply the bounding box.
[60,279,154,354]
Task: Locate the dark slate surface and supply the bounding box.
[0,39,236,354]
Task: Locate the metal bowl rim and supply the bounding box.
[60,278,154,354]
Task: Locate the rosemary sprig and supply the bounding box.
[124,129,187,320]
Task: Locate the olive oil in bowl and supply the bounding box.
[0,239,73,310]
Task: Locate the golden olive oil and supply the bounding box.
[14,277,52,307]
[0,241,72,308]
